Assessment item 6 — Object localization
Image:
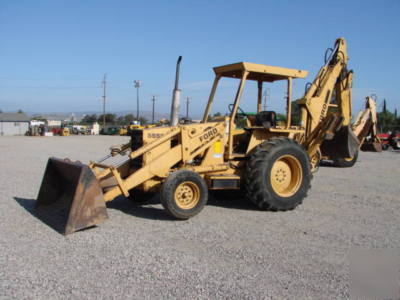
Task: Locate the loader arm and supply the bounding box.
[89,122,227,202]
[103,146,183,201]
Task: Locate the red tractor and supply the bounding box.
[377,131,400,150]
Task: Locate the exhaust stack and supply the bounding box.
[170,56,182,126]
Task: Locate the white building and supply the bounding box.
[47,120,62,127]
[0,113,30,136]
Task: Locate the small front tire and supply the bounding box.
[161,170,208,219]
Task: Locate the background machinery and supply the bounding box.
[36,38,380,234]
[378,131,400,150]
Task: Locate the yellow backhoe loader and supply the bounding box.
[36,38,380,234]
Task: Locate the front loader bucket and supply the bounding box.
[320,125,360,158]
[360,142,382,152]
[36,158,108,234]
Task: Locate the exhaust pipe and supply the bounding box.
[170,56,182,126]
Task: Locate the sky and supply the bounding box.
[0,0,399,118]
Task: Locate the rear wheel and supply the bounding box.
[392,140,400,150]
[332,150,358,167]
[245,137,312,211]
[161,170,208,219]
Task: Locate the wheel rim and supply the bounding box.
[270,155,303,197]
[174,181,200,210]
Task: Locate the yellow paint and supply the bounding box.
[214,141,222,154]
[174,181,200,210]
[270,155,303,197]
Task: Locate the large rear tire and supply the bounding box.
[332,150,358,168]
[161,170,208,219]
[245,137,311,211]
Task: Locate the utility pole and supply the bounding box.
[186,97,190,119]
[151,95,156,124]
[134,80,141,120]
[263,88,270,111]
[101,74,107,129]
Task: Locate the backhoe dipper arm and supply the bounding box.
[335,70,353,127]
[352,96,380,143]
[297,38,350,135]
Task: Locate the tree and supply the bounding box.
[383,99,387,113]
[395,108,398,120]
[115,116,125,125]
[98,114,116,124]
[81,114,97,124]
[138,116,148,125]
[290,102,300,125]
[124,114,135,124]
[377,111,395,132]
[276,113,287,123]
[17,109,24,113]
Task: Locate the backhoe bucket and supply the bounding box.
[360,142,382,152]
[320,125,360,158]
[36,158,108,234]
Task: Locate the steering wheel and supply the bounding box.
[228,104,246,116]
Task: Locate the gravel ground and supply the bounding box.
[0,135,399,299]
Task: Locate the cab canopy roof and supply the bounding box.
[213,62,308,82]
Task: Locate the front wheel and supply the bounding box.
[161,170,208,219]
[245,137,312,211]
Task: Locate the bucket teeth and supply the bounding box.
[36,157,108,234]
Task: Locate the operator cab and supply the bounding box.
[202,62,308,158]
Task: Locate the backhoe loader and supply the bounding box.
[323,95,382,167]
[36,38,379,234]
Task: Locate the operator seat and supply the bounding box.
[254,111,277,128]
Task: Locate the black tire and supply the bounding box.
[332,150,358,168]
[245,137,312,211]
[128,189,154,204]
[392,140,400,150]
[161,170,208,219]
